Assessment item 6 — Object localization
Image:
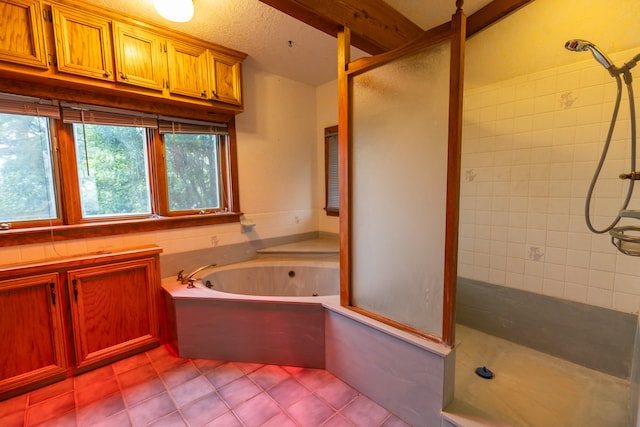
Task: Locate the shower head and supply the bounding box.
[565,39,616,72]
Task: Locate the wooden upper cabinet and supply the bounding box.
[51,4,114,81]
[0,0,48,69]
[208,51,242,105]
[0,273,68,399]
[113,22,164,91]
[67,257,160,370]
[166,39,208,98]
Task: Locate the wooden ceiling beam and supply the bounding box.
[259,0,533,54]
[258,0,423,54]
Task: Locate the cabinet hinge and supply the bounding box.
[162,43,167,53]
[47,54,57,67]
[42,9,53,22]
[163,79,170,89]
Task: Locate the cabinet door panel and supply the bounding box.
[0,273,67,397]
[209,51,242,105]
[52,5,114,80]
[68,258,159,369]
[166,40,208,98]
[0,0,48,69]
[113,22,164,91]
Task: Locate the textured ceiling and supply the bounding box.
[86,0,494,86]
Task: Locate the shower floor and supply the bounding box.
[445,325,631,427]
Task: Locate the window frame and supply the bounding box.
[0,98,241,247]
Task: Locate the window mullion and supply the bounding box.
[57,122,83,225]
[149,128,168,216]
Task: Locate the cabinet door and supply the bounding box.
[113,22,164,91]
[0,273,68,399]
[208,50,242,105]
[166,39,208,99]
[0,0,48,69]
[51,4,114,81]
[67,258,159,370]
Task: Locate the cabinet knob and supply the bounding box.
[119,72,127,80]
[211,90,219,99]
[49,282,56,305]
[72,279,78,301]
[104,70,112,78]
[201,90,207,97]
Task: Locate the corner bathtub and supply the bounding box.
[198,259,339,297]
[162,254,454,425]
[162,257,339,367]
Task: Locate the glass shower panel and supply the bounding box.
[351,40,451,337]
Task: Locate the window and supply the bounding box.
[73,123,152,218]
[324,125,339,216]
[159,120,229,215]
[0,112,58,224]
[0,94,239,244]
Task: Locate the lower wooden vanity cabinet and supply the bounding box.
[0,246,162,400]
[0,273,68,399]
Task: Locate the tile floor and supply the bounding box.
[0,345,409,427]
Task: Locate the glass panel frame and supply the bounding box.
[339,12,466,345]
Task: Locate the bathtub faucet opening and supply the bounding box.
[177,263,217,286]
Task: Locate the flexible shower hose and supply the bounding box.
[585,71,637,233]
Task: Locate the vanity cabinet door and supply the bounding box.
[0,0,48,69]
[113,22,165,91]
[0,273,68,400]
[51,4,114,81]
[207,50,242,106]
[67,257,160,371]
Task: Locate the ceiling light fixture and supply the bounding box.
[153,0,194,23]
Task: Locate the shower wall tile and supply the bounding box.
[460,47,640,313]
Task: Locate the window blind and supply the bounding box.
[326,131,339,212]
[158,117,228,135]
[61,102,158,128]
[0,93,60,118]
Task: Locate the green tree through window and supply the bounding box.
[0,113,57,222]
[73,123,151,217]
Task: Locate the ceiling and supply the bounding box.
[86,0,495,86]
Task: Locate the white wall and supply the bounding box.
[0,64,321,267]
